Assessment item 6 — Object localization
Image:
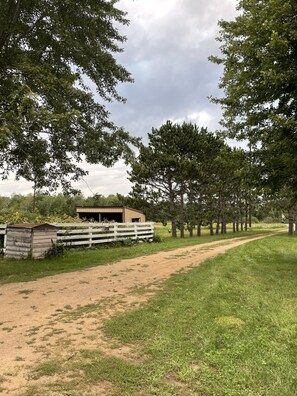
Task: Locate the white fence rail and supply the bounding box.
[0,222,154,251]
[52,222,154,247]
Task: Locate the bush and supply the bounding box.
[45,241,65,258]
[262,216,283,224]
[152,234,163,243]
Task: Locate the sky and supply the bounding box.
[0,0,238,197]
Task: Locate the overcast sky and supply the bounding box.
[1,0,238,197]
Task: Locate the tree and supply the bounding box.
[210,0,297,230]
[129,121,228,238]
[0,0,137,191]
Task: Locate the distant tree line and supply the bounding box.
[0,193,125,223]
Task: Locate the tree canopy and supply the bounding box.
[0,0,137,191]
[129,121,252,237]
[210,0,297,204]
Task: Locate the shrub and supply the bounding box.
[45,241,65,258]
[152,234,163,243]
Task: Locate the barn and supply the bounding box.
[76,206,146,223]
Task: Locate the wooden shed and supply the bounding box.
[76,206,146,223]
[5,224,57,259]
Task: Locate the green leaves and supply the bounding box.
[0,0,135,192]
[210,0,297,203]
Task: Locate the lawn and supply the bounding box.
[21,233,297,396]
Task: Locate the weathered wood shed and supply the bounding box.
[76,206,146,223]
[5,224,57,259]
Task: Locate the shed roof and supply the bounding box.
[75,206,144,214]
[8,223,56,229]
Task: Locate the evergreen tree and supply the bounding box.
[210,0,297,221]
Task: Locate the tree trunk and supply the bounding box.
[172,219,177,238]
[249,204,252,228]
[216,219,220,235]
[189,225,193,237]
[210,221,214,236]
[245,200,248,231]
[32,179,37,213]
[233,220,236,233]
[197,220,201,237]
[179,191,185,238]
[288,210,294,236]
[240,215,244,231]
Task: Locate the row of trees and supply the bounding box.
[209,0,297,234]
[0,193,124,223]
[128,121,257,237]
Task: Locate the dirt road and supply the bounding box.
[0,233,274,395]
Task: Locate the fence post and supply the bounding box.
[134,223,138,240]
[114,223,118,241]
[88,224,93,247]
[147,222,152,241]
[3,224,7,252]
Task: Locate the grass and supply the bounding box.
[0,223,285,285]
[19,233,297,396]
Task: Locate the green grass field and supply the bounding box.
[20,233,297,396]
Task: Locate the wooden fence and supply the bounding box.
[0,222,154,252]
[0,224,7,253]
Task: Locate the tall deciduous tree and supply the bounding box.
[0,0,137,191]
[210,0,297,230]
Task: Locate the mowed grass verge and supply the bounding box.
[22,233,297,396]
[0,226,279,285]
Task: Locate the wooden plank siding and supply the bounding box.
[4,224,57,259]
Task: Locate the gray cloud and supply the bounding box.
[108,0,237,139]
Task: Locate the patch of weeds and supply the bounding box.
[31,359,62,379]
[4,371,17,377]
[215,315,245,328]
[64,305,73,310]
[152,234,163,243]
[71,349,145,393]
[18,289,34,295]
[26,325,42,336]
[2,326,16,333]
[85,335,97,341]
[15,356,25,361]
[58,303,102,322]
[128,286,150,296]
[45,241,65,258]
[41,328,65,340]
